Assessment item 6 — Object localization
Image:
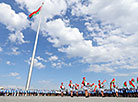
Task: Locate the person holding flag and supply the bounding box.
[60,82,65,97]
[123,81,127,88]
[122,81,128,97]
[75,83,79,97]
[129,78,135,89]
[137,77,138,89]
[98,80,105,97]
[86,83,91,97]
[113,84,119,97]
[93,85,97,96]
[88,83,95,96]
[81,77,89,98]
[110,78,115,90]
[69,80,74,97]
[122,81,127,97]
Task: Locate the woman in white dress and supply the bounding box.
[98,80,105,97]
[60,82,65,97]
[82,77,89,98]
[69,80,74,97]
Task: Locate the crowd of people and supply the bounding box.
[0,89,53,96]
[1,77,138,97]
[60,77,138,98]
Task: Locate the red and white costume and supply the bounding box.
[60,83,65,92]
[82,77,88,90]
[98,80,104,92]
[75,84,79,92]
[113,84,118,92]
[69,80,74,91]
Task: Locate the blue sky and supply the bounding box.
[0,0,138,90]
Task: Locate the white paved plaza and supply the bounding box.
[0,96,138,102]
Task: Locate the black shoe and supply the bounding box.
[102,96,105,98]
[85,96,89,98]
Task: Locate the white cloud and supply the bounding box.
[6,61,11,65]
[45,51,52,56]
[36,56,47,62]
[43,18,116,72]
[49,55,58,61]
[13,0,138,74]
[43,17,138,73]
[52,62,62,68]
[33,58,45,69]
[69,0,138,73]
[51,60,72,68]
[8,31,29,44]
[6,61,15,66]
[44,18,92,58]
[71,0,138,33]
[85,64,115,73]
[43,19,84,47]
[0,3,29,31]
[26,56,46,69]
[9,72,19,77]
[10,47,20,55]
[0,47,2,52]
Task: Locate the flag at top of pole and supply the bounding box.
[29,2,44,18]
[25,2,44,90]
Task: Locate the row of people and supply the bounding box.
[1,88,138,97]
[0,89,58,96]
[60,77,134,97]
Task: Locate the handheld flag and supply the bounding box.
[101,80,107,84]
[129,80,135,88]
[94,85,97,92]
[111,78,115,83]
[123,81,127,87]
[91,83,95,87]
[131,78,135,82]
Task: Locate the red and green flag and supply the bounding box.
[29,6,42,18]
[110,78,115,84]
[123,81,127,87]
[101,80,107,84]
[29,3,44,18]
[111,78,115,83]
[91,83,95,87]
[137,77,138,83]
[94,85,97,92]
[131,78,135,82]
[129,80,135,88]
[110,78,115,89]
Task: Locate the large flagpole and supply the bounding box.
[25,3,44,90]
